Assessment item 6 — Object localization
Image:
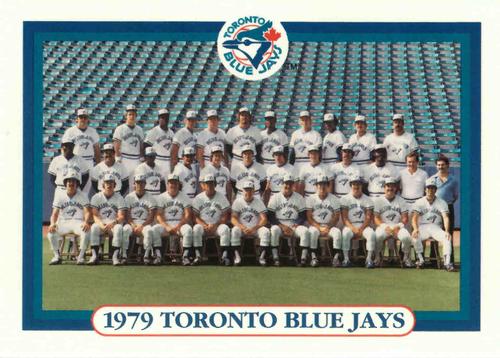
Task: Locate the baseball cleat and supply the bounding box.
[112,257,121,266]
[234,256,242,266]
[87,256,98,265]
[191,257,201,266]
[259,257,267,266]
[182,257,191,266]
[153,257,162,266]
[171,257,177,264]
[223,257,231,266]
[310,258,319,267]
[49,256,62,265]
[143,258,151,265]
[342,260,352,268]
[403,259,415,268]
[297,258,307,267]
[445,264,455,272]
[365,261,375,269]
[416,259,425,269]
[120,257,128,265]
[76,258,85,265]
[273,258,280,267]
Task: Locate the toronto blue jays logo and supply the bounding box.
[218,16,289,81]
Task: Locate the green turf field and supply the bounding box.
[42,239,460,311]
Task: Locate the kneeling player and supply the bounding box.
[373,177,413,267]
[306,175,342,267]
[47,170,92,265]
[89,174,127,265]
[268,174,309,266]
[231,181,270,266]
[123,175,158,265]
[192,174,231,265]
[154,174,195,266]
[340,176,376,268]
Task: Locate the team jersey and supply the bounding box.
[340,193,374,226]
[144,126,174,162]
[383,132,419,167]
[173,163,198,199]
[200,163,231,196]
[53,191,90,222]
[266,163,298,194]
[156,191,191,226]
[48,154,90,189]
[113,123,144,160]
[374,195,408,225]
[192,191,230,225]
[399,168,428,201]
[230,161,266,196]
[172,127,197,159]
[289,128,322,165]
[125,191,157,224]
[306,193,341,225]
[225,125,263,161]
[362,163,401,197]
[90,191,127,224]
[63,126,100,162]
[134,162,163,196]
[90,160,128,192]
[330,162,363,196]
[260,129,289,165]
[196,128,226,162]
[232,197,267,229]
[268,192,305,226]
[348,132,377,164]
[413,196,449,227]
[322,130,347,163]
[299,163,332,197]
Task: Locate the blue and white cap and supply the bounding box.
[384,177,398,186]
[145,147,157,156]
[103,173,116,183]
[210,145,224,154]
[264,111,276,118]
[272,145,285,155]
[241,144,255,154]
[425,177,438,188]
[102,143,114,151]
[242,181,255,190]
[307,144,321,152]
[134,174,146,182]
[182,146,196,156]
[299,110,310,117]
[283,173,296,183]
[206,109,218,118]
[239,107,250,113]
[315,174,330,184]
[354,114,366,123]
[372,144,386,152]
[167,173,180,182]
[392,113,404,121]
[158,109,169,116]
[341,143,354,151]
[349,175,363,184]
[126,104,137,111]
[323,113,335,122]
[77,108,89,116]
[63,169,81,183]
[186,110,197,119]
[202,174,216,183]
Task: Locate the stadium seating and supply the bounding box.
[42,41,461,166]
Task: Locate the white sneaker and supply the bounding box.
[112,257,121,266]
[76,257,85,265]
[234,254,242,266]
[259,257,266,266]
[182,257,191,266]
[153,256,162,265]
[144,258,151,265]
[49,256,61,265]
[87,256,98,265]
[311,258,319,267]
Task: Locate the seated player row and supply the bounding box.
[47,167,455,272]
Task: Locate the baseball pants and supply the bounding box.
[308,226,342,250]
[123,224,155,252]
[342,226,376,251]
[375,224,411,255]
[193,224,230,247]
[155,159,171,179]
[47,220,90,259]
[231,226,270,247]
[90,222,124,247]
[270,225,309,247]
[121,157,140,193]
[153,223,192,248]
[416,224,452,257]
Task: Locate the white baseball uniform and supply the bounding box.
[298,163,333,197]
[134,162,164,196]
[306,193,342,250]
[196,128,226,163]
[200,163,231,198]
[383,132,419,168]
[268,192,308,248]
[123,191,157,252]
[348,132,377,166]
[225,125,263,162]
[260,128,289,168]
[266,163,298,195]
[231,197,270,247]
[172,162,198,199]
[90,191,127,248]
[154,191,194,248]
[340,193,375,252]
[172,127,197,160]
[113,123,144,189]
[289,128,322,171]
[362,163,401,197]
[399,168,428,204]
[64,126,100,163]
[322,130,347,164]
[330,162,363,197]
[90,160,128,193]
[230,161,266,199]
[373,195,411,255]
[48,154,90,199]
[192,191,231,247]
[144,125,174,177]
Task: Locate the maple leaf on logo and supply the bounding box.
[264,28,281,42]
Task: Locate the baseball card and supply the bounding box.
[1,0,499,357]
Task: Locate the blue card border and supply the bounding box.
[23,21,481,332]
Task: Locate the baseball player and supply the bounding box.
[48,133,90,200]
[399,151,428,205]
[306,175,342,267]
[383,114,419,168]
[144,108,174,178]
[348,115,377,167]
[225,107,263,164]
[264,145,298,204]
[322,113,346,164]
[362,144,401,198]
[90,143,129,195]
[330,144,363,198]
[230,144,266,200]
[113,104,144,190]
[63,108,100,194]
[123,175,158,265]
[289,110,322,172]
[47,170,92,265]
[231,181,270,266]
[172,146,199,199]
[298,144,333,198]
[171,110,198,170]
[192,174,231,265]
[89,174,127,265]
[260,111,289,170]
[154,174,195,266]
[133,147,165,196]
[199,145,232,200]
[196,109,227,169]
[412,178,454,271]
[340,175,376,268]
[373,177,413,267]
[268,173,309,266]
